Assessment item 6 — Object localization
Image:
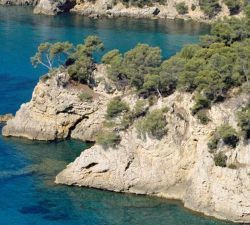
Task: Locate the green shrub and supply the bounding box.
[207,136,219,152]
[148,95,157,106]
[106,97,129,119]
[208,125,239,151]
[191,95,211,115]
[228,164,237,169]
[223,0,242,15]
[136,109,167,139]
[244,2,250,15]
[191,4,196,10]
[199,0,221,18]
[162,106,169,113]
[67,36,104,84]
[237,105,250,139]
[176,2,189,15]
[96,131,121,149]
[119,114,133,130]
[214,152,227,167]
[133,100,147,118]
[103,120,116,128]
[78,92,93,102]
[102,49,121,64]
[197,110,210,125]
[217,124,239,148]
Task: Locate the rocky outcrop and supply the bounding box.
[71,0,240,22]
[0,0,243,21]
[2,65,113,141]
[3,66,250,222]
[0,114,14,122]
[56,92,250,223]
[0,0,76,15]
[34,0,76,15]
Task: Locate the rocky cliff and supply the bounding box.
[2,65,113,141]
[71,0,241,22]
[2,66,250,223]
[33,0,76,15]
[55,91,250,223]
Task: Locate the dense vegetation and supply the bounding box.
[96,131,121,149]
[136,109,167,139]
[102,16,250,117]
[208,125,239,151]
[32,12,250,150]
[237,104,250,139]
[175,2,188,15]
[32,36,104,86]
[78,92,93,102]
[214,152,228,167]
[199,0,221,18]
[105,97,130,119]
[223,0,242,15]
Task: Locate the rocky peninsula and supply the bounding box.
[2,14,250,223]
[3,67,250,223]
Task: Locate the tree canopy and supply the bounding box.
[31,35,104,85]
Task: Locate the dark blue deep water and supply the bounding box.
[0,7,233,225]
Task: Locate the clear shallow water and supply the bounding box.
[0,7,233,225]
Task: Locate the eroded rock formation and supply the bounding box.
[56,92,250,223]
[2,65,112,141]
[2,66,250,223]
[33,0,76,15]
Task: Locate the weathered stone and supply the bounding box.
[56,92,250,223]
[2,66,112,141]
[3,65,250,223]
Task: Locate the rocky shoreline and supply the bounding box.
[2,66,110,141]
[0,0,244,22]
[2,67,250,223]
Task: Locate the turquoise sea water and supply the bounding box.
[0,7,234,225]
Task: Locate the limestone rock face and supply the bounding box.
[3,64,250,222]
[2,66,112,141]
[71,0,235,22]
[56,92,250,223]
[34,0,76,15]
